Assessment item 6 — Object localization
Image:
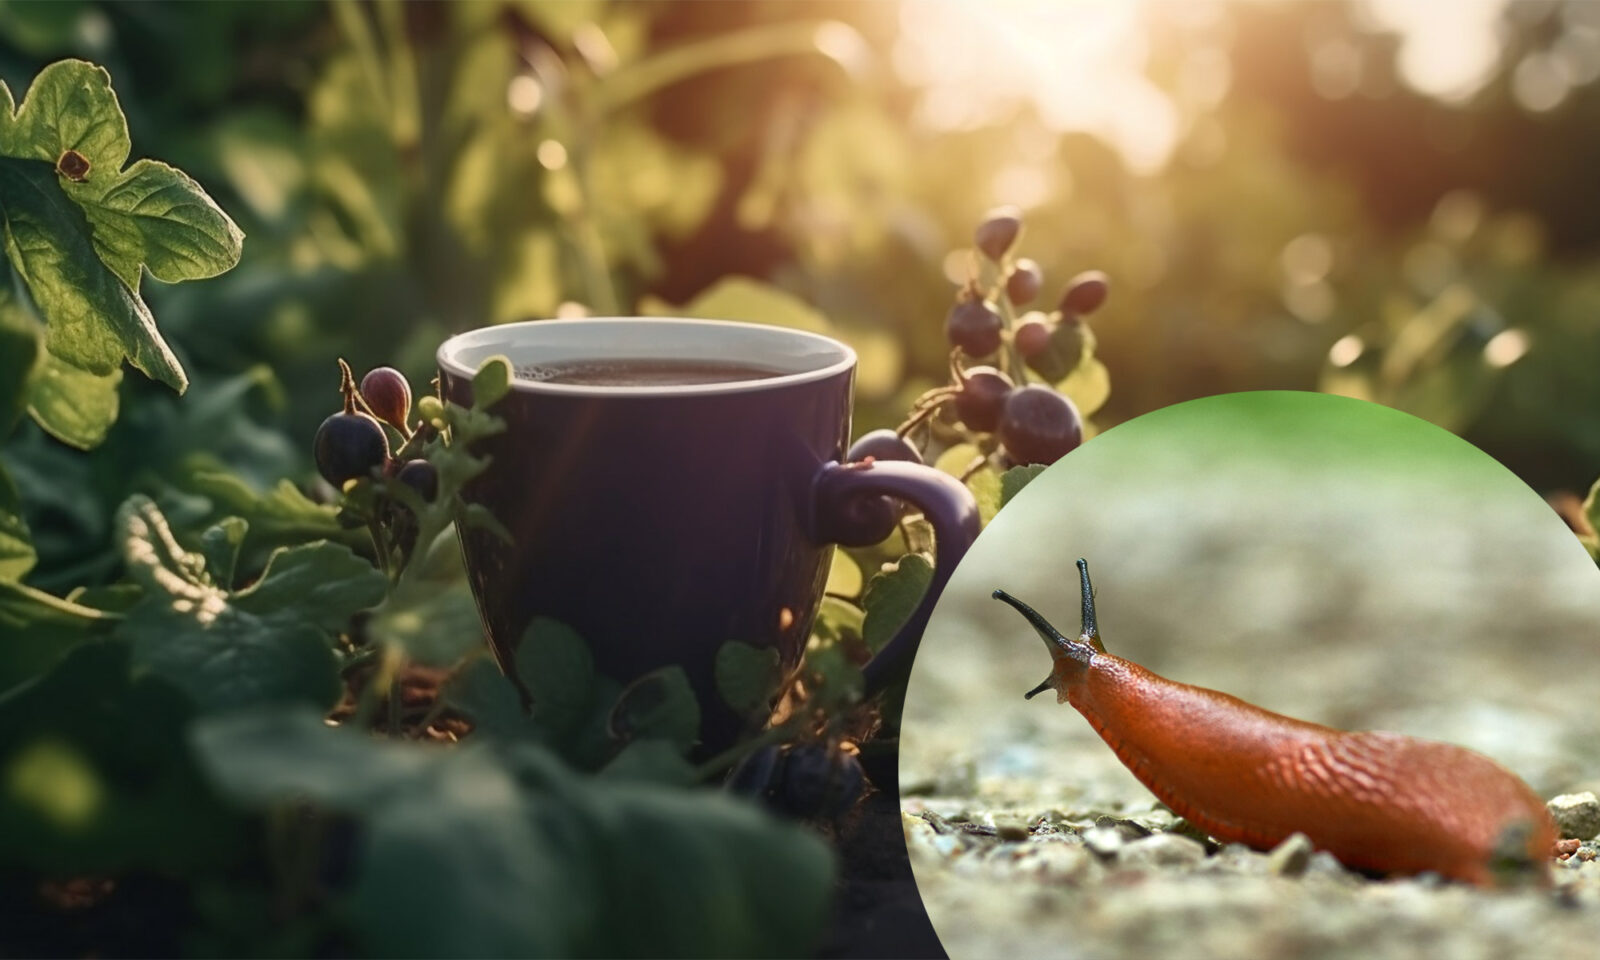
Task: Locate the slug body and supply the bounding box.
[995,561,1555,886]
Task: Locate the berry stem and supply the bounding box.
[993,284,1032,387]
[894,399,947,438]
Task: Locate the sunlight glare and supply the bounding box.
[1360,0,1507,102]
[894,0,1179,175]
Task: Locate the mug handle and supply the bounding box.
[810,459,981,694]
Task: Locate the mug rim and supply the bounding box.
[436,317,858,397]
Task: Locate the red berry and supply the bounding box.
[953,366,1014,433]
[360,367,412,429]
[974,206,1022,262]
[1014,316,1053,359]
[998,385,1083,466]
[1006,258,1044,305]
[945,299,1003,357]
[1059,270,1110,316]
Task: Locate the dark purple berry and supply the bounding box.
[395,459,439,502]
[314,412,390,486]
[360,366,412,430]
[1059,270,1110,316]
[945,299,1003,357]
[1014,316,1053,359]
[953,366,1013,433]
[1024,317,1089,383]
[998,385,1083,466]
[774,743,865,819]
[847,429,923,465]
[724,744,782,800]
[974,206,1022,262]
[1006,258,1044,305]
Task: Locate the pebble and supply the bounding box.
[1267,832,1314,877]
[1083,825,1125,859]
[1119,833,1207,869]
[1094,814,1152,840]
[1547,792,1600,840]
[994,814,1031,842]
[1168,817,1222,852]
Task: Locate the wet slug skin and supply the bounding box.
[994,559,1556,887]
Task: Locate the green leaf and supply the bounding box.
[0,59,243,403]
[824,545,862,599]
[1057,356,1110,418]
[198,517,247,589]
[0,158,185,389]
[193,708,832,958]
[0,60,130,170]
[999,463,1047,508]
[231,540,386,632]
[364,578,484,667]
[517,616,594,723]
[193,707,435,810]
[24,351,120,449]
[812,594,864,647]
[598,739,697,786]
[582,773,835,958]
[861,553,932,655]
[183,470,353,554]
[441,655,531,740]
[0,578,116,693]
[0,287,41,437]
[0,463,35,581]
[714,640,781,715]
[608,666,700,753]
[471,353,512,409]
[115,496,376,713]
[66,159,244,287]
[349,747,598,959]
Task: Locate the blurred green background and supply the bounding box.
[5,0,1600,595]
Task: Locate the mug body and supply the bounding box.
[437,318,856,749]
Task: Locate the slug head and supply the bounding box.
[993,559,1104,703]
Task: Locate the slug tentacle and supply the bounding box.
[992,558,1557,887]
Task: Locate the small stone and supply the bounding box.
[1093,815,1152,840]
[1118,833,1207,870]
[1083,825,1124,859]
[1305,850,1354,880]
[1577,847,1596,862]
[1267,832,1314,877]
[1547,792,1600,840]
[1167,817,1221,852]
[994,814,1031,842]
[1555,838,1581,858]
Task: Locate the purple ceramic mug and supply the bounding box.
[437,318,979,755]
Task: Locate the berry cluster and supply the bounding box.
[314,362,439,501]
[849,206,1110,476]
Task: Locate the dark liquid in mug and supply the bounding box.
[517,358,788,387]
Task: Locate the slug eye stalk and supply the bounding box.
[993,558,1104,700]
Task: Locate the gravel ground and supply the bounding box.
[897,394,1600,959]
[902,796,1600,960]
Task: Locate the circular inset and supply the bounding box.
[901,391,1600,959]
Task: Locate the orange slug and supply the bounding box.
[993,560,1556,886]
